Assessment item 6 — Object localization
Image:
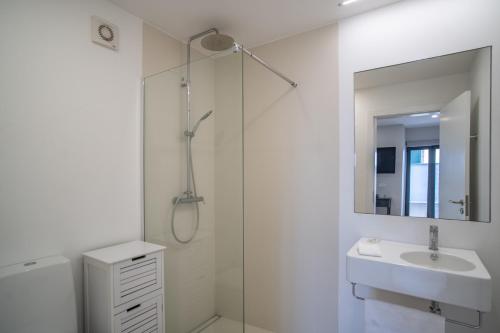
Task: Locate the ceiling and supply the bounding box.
[111,0,403,48]
[377,113,440,128]
[355,48,481,90]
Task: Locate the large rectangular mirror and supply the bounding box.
[354,47,492,222]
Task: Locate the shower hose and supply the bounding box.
[171,145,200,244]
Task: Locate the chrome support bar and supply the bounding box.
[234,43,298,88]
[351,282,365,301]
[447,311,482,329]
[430,300,482,329]
[350,283,482,329]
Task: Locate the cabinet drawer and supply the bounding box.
[113,251,162,306]
[114,295,163,333]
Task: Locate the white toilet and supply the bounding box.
[0,255,78,333]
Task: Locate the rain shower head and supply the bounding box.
[200,33,235,51]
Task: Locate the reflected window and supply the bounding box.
[405,146,439,218]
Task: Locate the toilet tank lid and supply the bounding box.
[0,255,70,279]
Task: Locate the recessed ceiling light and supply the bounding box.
[410,113,430,117]
[338,0,359,6]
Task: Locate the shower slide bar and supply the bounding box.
[351,282,482,329]
[234,43,298,88]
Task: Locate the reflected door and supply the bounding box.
[439,91,471,220]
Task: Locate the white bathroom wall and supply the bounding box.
[142,21,206,78]
[0,0,143,331]
[376,125,405,216]
[339,0,500,332]
[244,25,339,332]
[143,22,183,77]
[406,126,440,144]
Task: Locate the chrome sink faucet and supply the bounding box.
[429,225,439,260]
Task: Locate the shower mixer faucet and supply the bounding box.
[172,192,204,204]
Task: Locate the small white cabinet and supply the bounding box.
[84,241,166,333]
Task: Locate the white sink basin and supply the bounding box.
[400,251,476,272]
[347,238,491,312]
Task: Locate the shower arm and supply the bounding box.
[234,43,298,88]
[186,28,219,92]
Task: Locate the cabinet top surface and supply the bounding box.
[83,240,165,264]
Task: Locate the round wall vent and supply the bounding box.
[91,16,119,50]
[98,24,114,42]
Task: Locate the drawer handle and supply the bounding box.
[126,304,141,312]
[131,255,146,261]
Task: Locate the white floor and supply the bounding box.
[199,317,274,333]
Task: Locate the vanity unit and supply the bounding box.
[349,45,494,330]
[347,238,491,328]
[84,241,166,333]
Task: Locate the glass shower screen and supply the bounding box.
[143,50,244,333]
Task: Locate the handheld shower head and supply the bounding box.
[192,110,213,136]
[200,110,213,121]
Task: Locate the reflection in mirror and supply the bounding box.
[354,47,491,222]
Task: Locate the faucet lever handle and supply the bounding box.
[429,225,439,252]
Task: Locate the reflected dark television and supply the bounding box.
[377,147,396,174]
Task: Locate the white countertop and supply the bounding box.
[348,238,490,279]
[347,238,492,312]
[83,240,166,264]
